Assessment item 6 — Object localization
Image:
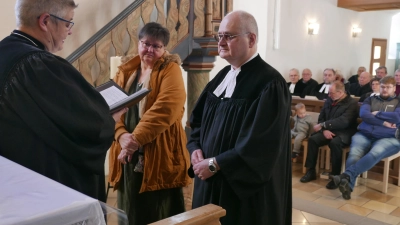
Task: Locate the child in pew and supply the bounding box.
[290,103,316,159]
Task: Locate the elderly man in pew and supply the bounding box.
[300,81,359,189]
[331,76,400,200]
[287,68,306,96]
[310,68,338,100]
[299,68,318,97]
[375,66,388,79]
[349,71,372,97]
[348,66,366,84]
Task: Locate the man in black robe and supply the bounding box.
[287,68,306,96]
[310,68,337,100]
[299,68,318,98]
[187,10,292,225]
[0,0,117,202]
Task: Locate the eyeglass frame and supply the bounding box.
[47,14,74,30]
[380,85,394,90]
[139,40,164,51]
[214,32,250,42]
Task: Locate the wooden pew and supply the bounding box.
[291,97,325,113]
[149,204,226,225]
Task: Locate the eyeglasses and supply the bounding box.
[49,14,74,30]
[380,85,394,90]
[139,40,164,51]
[214,32,250,42]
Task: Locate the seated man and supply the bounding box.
[287,68,305,96]
[310,68,337,100]
[299,68,318,98]
[375,66,388,79]
[331,76,400,200]
[349,71,372,97]
[395,69,400,96]
[348,66,366,84]
[300,81,358,189]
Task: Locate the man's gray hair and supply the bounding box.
[15,0,78,27]
[290,68,299,74]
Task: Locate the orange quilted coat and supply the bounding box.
[108,52,191,193]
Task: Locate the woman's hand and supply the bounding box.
[112,108,128,122]
[118,149,133,164]
[119,133,139,155]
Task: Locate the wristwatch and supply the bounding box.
[208,158,217,173]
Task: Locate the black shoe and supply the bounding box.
[292,152,299,159]
[300,170,316,183]
[326,179,338,189]
[329,175,341,186]
[339,178,352,200]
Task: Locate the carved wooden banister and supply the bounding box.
[66,0,192,87]
[149,204,226,225]
[65,0,232,87]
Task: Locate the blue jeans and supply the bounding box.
[345,132,400,190]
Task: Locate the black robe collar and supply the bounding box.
[11,30,45,50]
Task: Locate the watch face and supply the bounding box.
[209,165,216,172]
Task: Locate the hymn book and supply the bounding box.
[96,80,151,114]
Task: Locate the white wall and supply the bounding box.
[208,0,400,83]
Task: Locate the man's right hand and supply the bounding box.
[323,130,335,139]
[191,149,204,166]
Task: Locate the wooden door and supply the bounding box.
[370,38,387,75]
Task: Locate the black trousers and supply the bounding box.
[305,132,346,175]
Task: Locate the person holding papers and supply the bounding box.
[108,22,191,225]
[0,0,116,202]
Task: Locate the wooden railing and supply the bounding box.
[149,204,226,225]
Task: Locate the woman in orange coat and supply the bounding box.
[108,22,191,225]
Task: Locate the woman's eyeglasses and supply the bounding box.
[139,40,164,51]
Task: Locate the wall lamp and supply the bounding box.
[308,22,319,35]
[352,27,362,37]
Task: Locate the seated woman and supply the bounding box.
[359,77,380,103]
[108,22,192,225]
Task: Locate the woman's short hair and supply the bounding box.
[138,22,170,46]
[369,77,380,86]
[15,0,78,28]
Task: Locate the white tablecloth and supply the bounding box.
[0,156,106,225]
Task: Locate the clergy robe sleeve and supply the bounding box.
[215,79,291,199]
[6,52,115,174]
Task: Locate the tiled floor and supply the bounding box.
[104,161,400,224]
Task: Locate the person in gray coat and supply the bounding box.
[291,103,316,159]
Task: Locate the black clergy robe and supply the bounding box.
[0,31,115,201]
[187,55,292,225]
[349,83,372,97]
[287,81,306,96]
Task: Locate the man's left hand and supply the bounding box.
[192,158,215,180]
